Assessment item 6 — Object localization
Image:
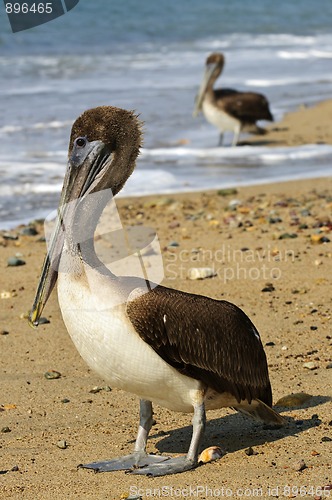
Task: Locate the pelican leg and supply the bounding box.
[218,132,224,146]
[231,125,241,147]
[80,400,168,472]
[130,402,206,476]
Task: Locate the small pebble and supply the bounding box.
[61,398,70,404]
[321,436,332,442]
[168,221,180,229]
[38,317,50,325]
[244,446,257,456]
[89,386,103,394]
[188,267,216,280]
[2,233,18,240]
[268,217,282,224]
[326,362,332,369]
[11,465,19,472]
[301,209,311,216]
[56,440,67,449]
[303,361,318,370]
[0,330,9,335]
[311,234,331,244]
[121,495,143,500]
[261,283,275,292]
[228,199,242,209]
[7,256,26,267]
[44,370,61,380]
[293,459,307,472]
[265,341,275,346]
[217,188,238,197]
[1,427,11,433]
[167,241,179,247]
[276,392,312,407]
[310,325,318,331]
[279,233,298,240]
[20,227,38,236]
[89,385,112,394]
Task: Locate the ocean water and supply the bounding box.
[0,0,332,228]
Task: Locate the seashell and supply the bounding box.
[198,446,223,463]
[44,370,61,380]
[188,267,216,280]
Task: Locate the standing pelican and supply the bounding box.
[193,53,274,146]
[29,106,283,477]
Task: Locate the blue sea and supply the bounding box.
[0,0,332,228]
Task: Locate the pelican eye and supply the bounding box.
[75,137,87,148]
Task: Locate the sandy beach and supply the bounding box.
[244,99,332,147]
[1,101,331,499]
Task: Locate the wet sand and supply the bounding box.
[1,101,331,499]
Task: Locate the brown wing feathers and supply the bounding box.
[126,286,272,406]
[214,90,273,123]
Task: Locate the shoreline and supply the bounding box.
[1,98,332,231]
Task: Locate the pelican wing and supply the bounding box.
[126,286,272,405]
[215,90,273,122]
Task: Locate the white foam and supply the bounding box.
[141,144,332,162]
[120,169,178,197]
[278,49,332,59]
[0,182,63,196]
[0,121,71,135]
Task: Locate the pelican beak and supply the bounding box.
[193,62,218,117]
[28,138,111,327]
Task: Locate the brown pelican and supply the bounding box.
[29,106,283,477]
[193,53,274,146]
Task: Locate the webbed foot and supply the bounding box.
[129,455,198,476]
[79,451,169,472]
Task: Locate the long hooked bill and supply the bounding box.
[192,63,217,118]
[28,139,110,328]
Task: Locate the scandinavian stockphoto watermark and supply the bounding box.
[43,188,165,308]
[42,188,296,309]
[4,0,79,33]
[128,484,331,498]
[165,244,295,284]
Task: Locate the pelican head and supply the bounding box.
[29,106,142,327]
[193,52,225,117]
